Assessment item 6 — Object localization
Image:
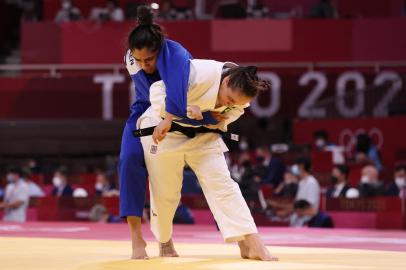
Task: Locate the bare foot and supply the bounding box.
[159,239,179,257]
[245,234,278,261]
[131,239,149,260]
[238,240,249,259]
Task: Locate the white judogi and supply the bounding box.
[138,59,258,243]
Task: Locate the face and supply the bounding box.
[131,48,158,74]
[296,208,312,218]
[395,169,406,179]
[217,76,252,107]
[96,174,108,185]
[6,173,18,183]
[331,168,343,182]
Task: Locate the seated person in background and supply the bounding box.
[293,157,321,209]
[313,129,345,165]
[173,203,195,224]
[267,157,320,222]
[358,165,384,197]
[51,167,73,197]
[355,133,383,171]
[0,167,30,222]
[54,0,82,22]
[256,146,286,187]
[386,164,406,197]
[313,129,333,151]
[326,165,351,198]
[273,170,298,198]
[291,199,334,228]
[95,171,119,197]
[253,146,271,183]
[89,204,122,223]
[89,0,124,22]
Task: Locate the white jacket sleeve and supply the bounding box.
[149,80,168,119]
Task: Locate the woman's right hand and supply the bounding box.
[211,112,229,122]
[186,105,203,120]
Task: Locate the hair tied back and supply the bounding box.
[137,5,154,26]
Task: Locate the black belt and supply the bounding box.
[133,122,239,141]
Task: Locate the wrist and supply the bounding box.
[165,112,175,121]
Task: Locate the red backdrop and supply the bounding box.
[21,18,406,64]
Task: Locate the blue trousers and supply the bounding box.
[118,112,148,218]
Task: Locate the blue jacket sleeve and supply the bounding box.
[157,40,218,125]
[157,40,191,118]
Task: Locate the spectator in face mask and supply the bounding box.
[55,0,82,23]
[386,164,406,197]
[257,146,286,187]
[266,157,320,225]
[358,165,384,197]
[51,167,73,197]
[293,157,320,210]
[0,167,30,222]
[326,165,351,198]
[313,129,332,151]
[291,199,334,228]
[95,171,119,197]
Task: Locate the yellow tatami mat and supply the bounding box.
[1,237,405,270]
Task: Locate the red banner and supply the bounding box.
[21,18,406,64]
[1,70,405,120]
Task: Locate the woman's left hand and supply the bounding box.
[152,115,173,144]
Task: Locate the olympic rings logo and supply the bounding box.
[338,128,384,155]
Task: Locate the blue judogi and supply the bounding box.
[119,39,216,217]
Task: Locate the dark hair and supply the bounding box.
[295,156,312,172]
[55,166,69,177]
[128,5,164,52]
[7,166,24,177]
[395,163,406,173]
[334,164,349,178]
[224,66,271,98]
[356,133,371,153]
[294,199,311,210]
[313,129,329,140]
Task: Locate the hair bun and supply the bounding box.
[137,5,154,26]
[246,66,258,76]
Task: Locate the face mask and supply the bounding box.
[315,138,326,148]
[242,160,251,168]
[395,177,405,188]
[62,2,71,9]
[239,140,248,151]
[331,176,338,184]
[53,177,63,187]
[6,174,15,183]
[95,182,104,191]
[360,175,370,184]
[291,164,300,176]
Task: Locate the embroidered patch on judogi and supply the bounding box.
[150,145,158,154]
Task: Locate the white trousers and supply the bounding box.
[139,116,258,243]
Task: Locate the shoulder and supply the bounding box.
[18,180,29,190]
[124,49,141,75]
[309,175,320,185]
[160,39,191,59]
